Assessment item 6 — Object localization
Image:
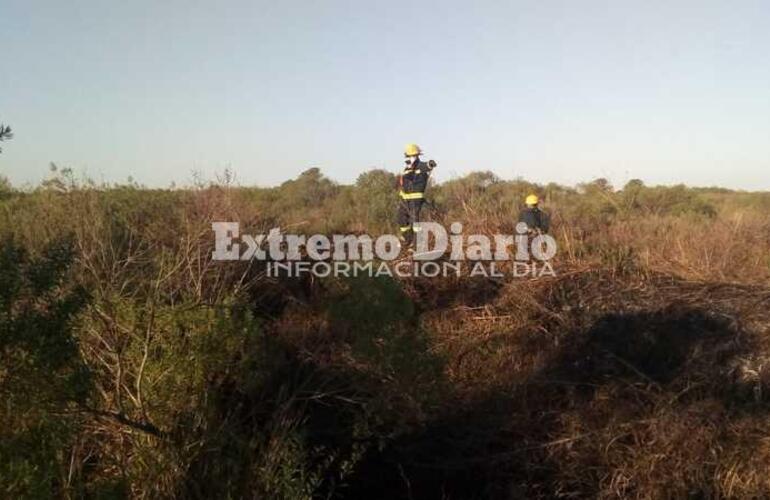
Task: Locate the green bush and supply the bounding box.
[0,236,91,497]
[354,169,398,233]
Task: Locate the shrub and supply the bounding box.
[0,236,90,497]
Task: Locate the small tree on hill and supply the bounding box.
[0,124,12,153]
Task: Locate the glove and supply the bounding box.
[428,159,437,169]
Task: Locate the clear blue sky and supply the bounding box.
[2,0,769,190]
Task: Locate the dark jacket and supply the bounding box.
[398,160,433,196]
[518,207,550,233]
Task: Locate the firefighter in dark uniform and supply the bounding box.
[397,143,436,246]
[518,194,550,233]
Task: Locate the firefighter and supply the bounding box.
[397,143,436,247]
[518,194,550,233]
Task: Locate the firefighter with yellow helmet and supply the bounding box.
[518,193,550,233]
[396,143,436,246]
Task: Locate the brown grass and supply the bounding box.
[1,174,769,498]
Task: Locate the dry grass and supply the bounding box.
[366,262,770,498]
[1,175,769,498]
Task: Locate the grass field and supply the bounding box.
[1,168,769,498]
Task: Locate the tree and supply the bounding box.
[0,124,12,153]
[0,125,13,198]
[354,169,398,232]
[0,176,11,199]
[0,237,91,496]
[277,167,338,209]
[620,179,645,212]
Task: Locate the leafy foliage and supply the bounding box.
[0,236,90,497]
[0,167,767,497]
[354,169,398,232]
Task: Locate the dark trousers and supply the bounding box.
[397,199,424,244]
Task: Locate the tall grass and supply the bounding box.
[0,169,768,498]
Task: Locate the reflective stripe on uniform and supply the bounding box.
[399,191,425,200]
[399,226,412,232]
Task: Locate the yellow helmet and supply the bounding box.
[404,143,422,156]
[525,194,539,206]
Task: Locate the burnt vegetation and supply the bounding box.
[0,167,769,498]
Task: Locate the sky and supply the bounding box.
[1,0,769,190]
